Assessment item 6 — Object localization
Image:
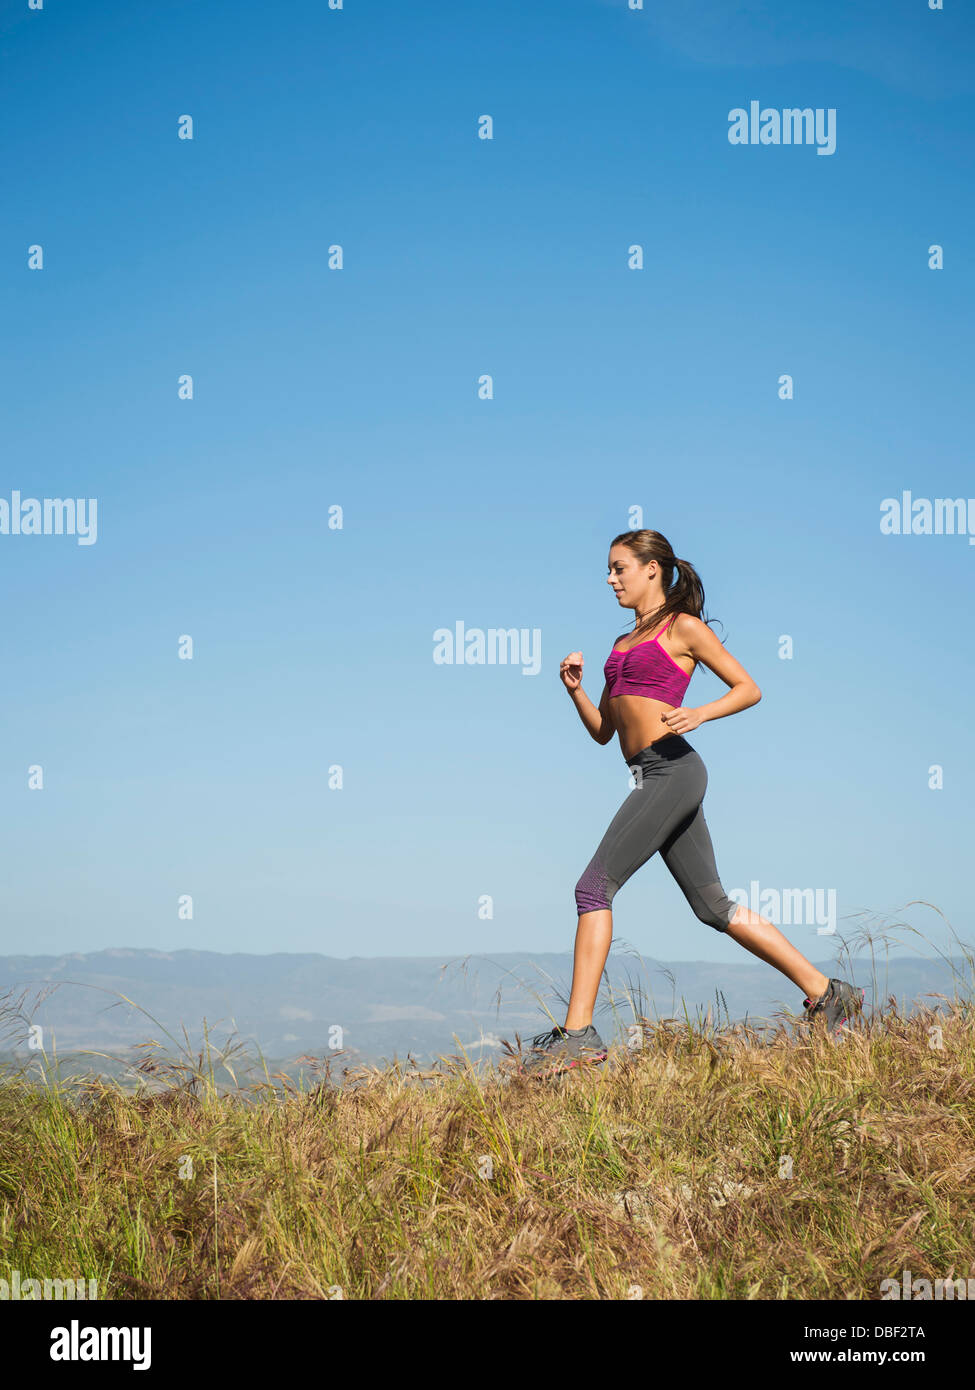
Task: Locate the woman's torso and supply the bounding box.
[604,616,697,760]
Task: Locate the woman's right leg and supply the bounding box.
[566,744,705,1028]
[565,909,613,1029]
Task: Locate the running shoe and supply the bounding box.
[519,1023,608,1078]
[803,978,865,1035]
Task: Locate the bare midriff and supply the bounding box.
[609,632,697,761]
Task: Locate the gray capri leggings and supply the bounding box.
[574,735,739,932]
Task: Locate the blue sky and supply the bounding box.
[2,0,973,972]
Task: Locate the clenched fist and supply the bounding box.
[560,651,584,691]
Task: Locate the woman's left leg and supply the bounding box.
[725,907,829,1000]
[660,802,830,1001]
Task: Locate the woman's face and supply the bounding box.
[607,546,655,609]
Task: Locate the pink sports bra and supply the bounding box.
[603,620,693,705]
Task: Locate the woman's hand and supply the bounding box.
[660,706,703,735]
[560,651,584,691]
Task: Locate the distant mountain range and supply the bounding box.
[0,947,970,1078]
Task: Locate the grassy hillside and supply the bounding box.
[1,992,973,1300]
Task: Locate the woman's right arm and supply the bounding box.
[560,651,616,745]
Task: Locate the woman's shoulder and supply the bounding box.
[670,611,708,638]
[669,612,722,658]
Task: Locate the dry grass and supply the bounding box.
[2,985,974,1300]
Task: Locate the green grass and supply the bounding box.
[2,980,974,1300]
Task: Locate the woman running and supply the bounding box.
[522,529,863,1077]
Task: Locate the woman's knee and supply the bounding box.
[575,859,615,914]
[688,882,738,933]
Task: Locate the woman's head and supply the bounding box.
[607,529,715,635]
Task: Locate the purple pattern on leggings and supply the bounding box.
[575,856,611,914]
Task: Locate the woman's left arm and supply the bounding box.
[662,613,761,734]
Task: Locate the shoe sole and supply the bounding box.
[523,1049,608,1080]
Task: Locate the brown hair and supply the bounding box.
[609,529,723,641]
